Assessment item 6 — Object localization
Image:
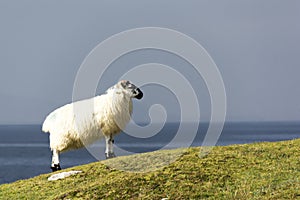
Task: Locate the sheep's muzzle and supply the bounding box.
[135,88,143,100]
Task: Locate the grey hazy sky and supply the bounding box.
[0,0,300,124]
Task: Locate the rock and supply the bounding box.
[48,170,82,181]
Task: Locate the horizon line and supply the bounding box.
[0,120,299,126]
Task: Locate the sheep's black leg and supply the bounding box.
[105,152,116,159]
[105,136,116,159]
[51,149,62,172]
[51,164,61,172]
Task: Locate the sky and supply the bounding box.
[0,0,300,124]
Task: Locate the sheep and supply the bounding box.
[42,80,143,171]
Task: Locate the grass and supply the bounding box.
[0,139,300,199]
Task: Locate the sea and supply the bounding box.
[0,121,299,184]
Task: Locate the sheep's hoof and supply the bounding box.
[51,164,61,172]
[105,152,116,159]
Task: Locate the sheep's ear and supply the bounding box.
[120,80,128,88]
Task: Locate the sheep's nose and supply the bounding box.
[135,88,143,99]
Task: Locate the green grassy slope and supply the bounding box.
[0,139,300,199]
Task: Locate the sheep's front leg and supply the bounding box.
[51,149,61,172]
[105,135,116,159]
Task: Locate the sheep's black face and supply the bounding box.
[120,80,143,100]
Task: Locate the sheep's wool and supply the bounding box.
[42,87,133,152]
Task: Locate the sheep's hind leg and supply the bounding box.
[105,136,116,159]
[51,149,61,172]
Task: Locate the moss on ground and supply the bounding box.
[0,139,300,199]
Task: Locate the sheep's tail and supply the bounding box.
[42,112,55,133]
[42,117,50,133]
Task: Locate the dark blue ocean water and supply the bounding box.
[0,122,299,184]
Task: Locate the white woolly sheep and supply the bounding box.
[42,80,143,171]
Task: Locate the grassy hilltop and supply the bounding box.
[0,139,300,199]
